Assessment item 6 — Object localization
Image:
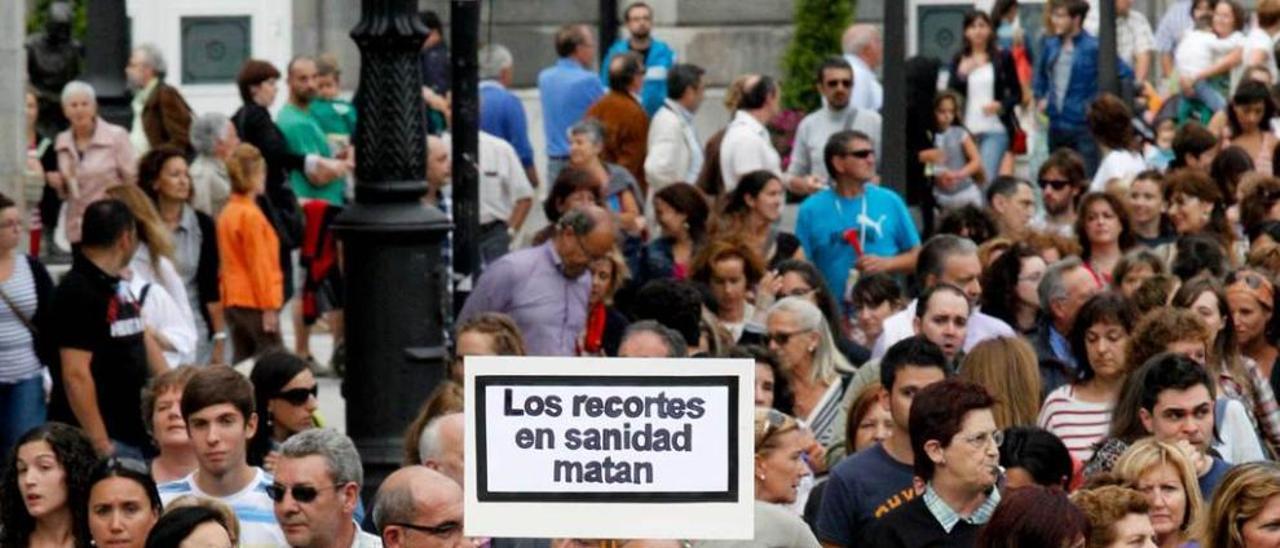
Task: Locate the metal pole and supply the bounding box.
[451,0,480,298]
[881,1,906,195]
[338,0,452,502]
[82,0,131,129]
[1098,0,1119,95]
[599,0,618,65]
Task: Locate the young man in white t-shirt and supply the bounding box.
[158,366,286,547]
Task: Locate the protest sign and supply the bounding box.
[464,356,754,540]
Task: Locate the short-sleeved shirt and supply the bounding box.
[795,185,920,304]
[815,443,917,546]
[159,468,287,548]
[478,132,535,225]
[278,103,345,205]
[480,80,536,168]
[48,253,150,447]
[310,98,358,139]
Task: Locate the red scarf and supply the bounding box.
[584,302,607,354]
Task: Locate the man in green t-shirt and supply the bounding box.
[278,56,348,205]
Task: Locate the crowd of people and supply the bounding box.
[17,0,1280,545]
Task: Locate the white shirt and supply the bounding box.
[963,64,1004,135]
[869,298,1016,359]
[1247,26,1280,83]
[1090,149,1147,192]
[844,54,883,112]
[1177,28,1244,77]
[1215,397,1267,464]
[719,110,781,193]
[128,277,196,367]
[477,131,534,226]
[158,468,287,548]
[645,98,703,190]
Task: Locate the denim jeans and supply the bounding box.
[975,131,1010,184]
[1190,80,1228,112]
[0,374,47,456]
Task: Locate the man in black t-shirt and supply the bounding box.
[47,199,167,458]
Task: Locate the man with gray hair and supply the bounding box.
[272,428,382,547]
[417,413,464,485]
[188,112,240,215]
[841,24,883,112]
[460,205,616,356]
[870,234,1014,359]
[375,466,468,548]
[126,43,193,155]
[618,320,687,358]
[1031,257,1101,393]
[479,44,539,188]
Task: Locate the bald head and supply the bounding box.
[426,135,451,190]
[608,53,644,93]
[554,204,617,279]
[375,466,465,548]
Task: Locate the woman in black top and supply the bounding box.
[948,10,1023,180]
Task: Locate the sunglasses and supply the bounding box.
[102,457,149,475]
[758,408,790,445]
[824,79,853,88]
[265,482,342,503]
[766,330,806,345]
[388,521,463,537]
[841,149,875,159]
[276,385,318,406]
[1038,178,1073,191]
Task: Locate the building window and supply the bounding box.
[181,16,251,85]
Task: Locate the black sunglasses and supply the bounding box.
[766,330,806,345]
[1039,178,1073,191]
[276,385,318,406]
[388,521,462,537]
[841,149,874,159]
[265,482,342,503]
[824,78,853,88]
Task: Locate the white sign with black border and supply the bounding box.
[464,356,755,540]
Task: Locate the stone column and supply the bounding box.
[1,0,27,223]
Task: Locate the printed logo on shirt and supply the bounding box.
[106,284,145,339]
[873,487,919,519]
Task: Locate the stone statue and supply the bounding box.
[26,1,83,139]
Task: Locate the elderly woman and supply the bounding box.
[566,119,643,235]
[140,146,224,365]
[187,112,238,217]
[54,80,137,244]
[765,297,854,468]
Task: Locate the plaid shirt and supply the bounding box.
[1117,11,1156,67]
[922,483,1001,534]
[1222,358,1280,458]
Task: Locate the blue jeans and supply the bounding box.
[1048,126,1101,178]
[0,374,47,456]
[1190,80,1228,112]
[975,131,1009,185]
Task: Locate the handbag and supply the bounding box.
[1011,124,1028,156]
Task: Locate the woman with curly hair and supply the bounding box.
[979,242,1046,333]
[1,423,98,548]
[691,237,767,343]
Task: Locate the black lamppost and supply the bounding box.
[451,0,480,309]
[881,0,906,196]
[337,0,452,500]
[82,0,131,128]
[1099,0,1120,95]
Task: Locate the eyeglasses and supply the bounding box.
[573,233,608,262]
[276,385,318,406]
[841,149,875,159]
[824,78,853,89]
[959,430,1005,449]
[1038,178,1073,191]
[265,482,343,503]
[388,521,463,538]
[758,408,790,446]
[766,330,807,345]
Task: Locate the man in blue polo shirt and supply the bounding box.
[479,43,539,189]
[796,130,920,306]
[538,24,604,184]
[601,2,675,117]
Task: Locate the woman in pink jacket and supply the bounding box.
[54,80,137,244]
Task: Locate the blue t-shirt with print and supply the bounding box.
[815,443,918,547]
[796,185,920,303]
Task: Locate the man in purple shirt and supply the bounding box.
[538,24,604,184]
[459,205,616,356]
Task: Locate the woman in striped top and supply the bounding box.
[1038,292,1138,462]
[0,193,54,457]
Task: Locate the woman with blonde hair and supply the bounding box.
[1199,461,1280,548]
[1114,438,1205,548]
[108,184,197,366]
[959,337,1042,429]
[450,312,526,381]
[584,249,630,356]
[765,297,854,468]
[217,143,283,362]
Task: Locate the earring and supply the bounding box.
[757,473,766,481]
[808,346,816,353]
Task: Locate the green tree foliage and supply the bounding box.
[26,0,89,41]
[781,0,855,112]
